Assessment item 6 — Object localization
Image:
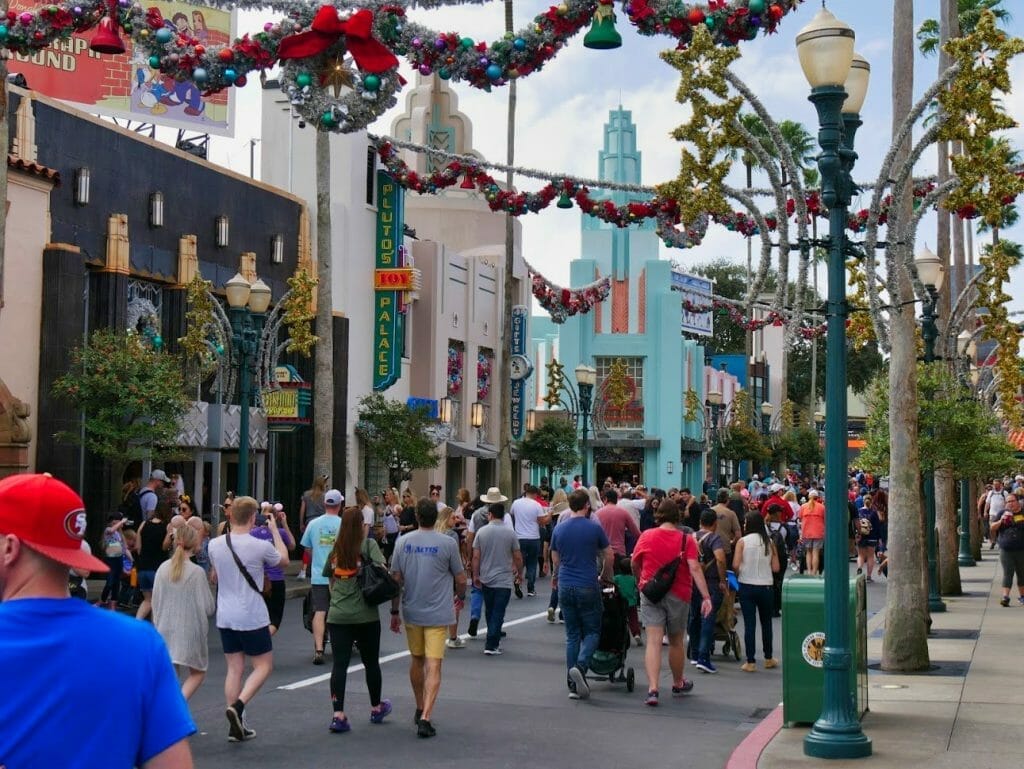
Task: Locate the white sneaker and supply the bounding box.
[483,647,503,655]
[296,571,306,581]
[446,637,466,649]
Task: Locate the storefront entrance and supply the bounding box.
[594,461,643,487]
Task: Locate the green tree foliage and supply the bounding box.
[787,337,884,407]
[918,0,1013,56]
[519,417,581,482]
[355,393,439,473]
[858,365,1020,478]
[52,329,190,468]
[720,423,769,466]
[773,426,823,471]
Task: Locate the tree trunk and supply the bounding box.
[936,464,962,595]
[497,0,517,500]
[313,130,334,482]
[882,0,931,672]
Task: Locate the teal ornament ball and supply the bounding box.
[296,72,312,87]
[705,17,715,30]
[321,111,335,127]
[155,27,172,44]
[460,36,474,49]
[748,0,766,13]
[438,67,451,80]
[513,37,526,51]
[485,63,502,80]
[223,68,237,83]
[153,335,163,349]
[215,343,224,355]
[148,55,160,67]
[363,74,381,92]
[0,25,8,40]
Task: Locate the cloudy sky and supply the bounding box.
[208,0,1024,316]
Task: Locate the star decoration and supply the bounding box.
[320,56,355,98]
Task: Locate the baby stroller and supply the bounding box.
[712,572,742,661]
[587,584,636,692]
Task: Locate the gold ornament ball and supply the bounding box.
[557,3,568,14]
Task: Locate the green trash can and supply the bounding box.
[781,575,868,726]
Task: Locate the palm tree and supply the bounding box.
[975,138,1022,246]
[777,120,817,187]
[917,0,1012,56]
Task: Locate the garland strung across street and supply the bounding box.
[526,260,611,323]
[0,0,805,132]
[681,297,826,338]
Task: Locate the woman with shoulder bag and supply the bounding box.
[323,506,393,733]
[733,512,780,672]
[991,492,1024,607]
[630,499,713,707]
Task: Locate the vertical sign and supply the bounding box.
[510,305,527,439]
[373,171,404,391]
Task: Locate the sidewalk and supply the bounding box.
[730,555,1019,769]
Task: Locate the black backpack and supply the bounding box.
[120,488,155,524]
[769,526,788,572]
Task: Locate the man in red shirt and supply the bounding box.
[762,484,791,523]
[594,488,641,562]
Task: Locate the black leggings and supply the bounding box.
[327,620,383,712]
[100,556,123,603]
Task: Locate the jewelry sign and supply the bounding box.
[373,170,405,391]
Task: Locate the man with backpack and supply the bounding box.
[985,479,1009,548]
[688,509,727,674]
[126,470,170,524]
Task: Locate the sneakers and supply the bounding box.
[547,607,556,623]
[764,658,779,669]
[226,704,254,742]
[527,591,537,597]
[312,650,325,665]
[672,680,694,696]
[695,658,718,674]
[296,571,306,581]
[467,618,479,637]
[1000,596,1011,607]
[483,647,503,655]
[446,637,466,649]
[370,700,392,724]
[514,583,523,599]
[417,719,437,738]
[645,690,660,707]
[329,716,351,733]
[568,666,590,700]
[688,658,698,666]
[634,635,643,647]
[413,708,422,726]
[741,662,757,672]
[1018,596,1024,607]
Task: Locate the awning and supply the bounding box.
[587,437,661,449]
[445,441,498,459]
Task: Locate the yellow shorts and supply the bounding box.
[405,625,448,659]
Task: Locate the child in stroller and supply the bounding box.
[586,581,637,692]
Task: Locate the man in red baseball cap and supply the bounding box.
[0,473,196,769]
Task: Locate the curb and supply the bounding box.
[724,703,783,769]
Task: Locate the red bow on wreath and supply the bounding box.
[277,7,398,73]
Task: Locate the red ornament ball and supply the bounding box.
[218,48,234,62]
[687,8,705,25]
[768,4,784,21]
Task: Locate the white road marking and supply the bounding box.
[277,610,550,691]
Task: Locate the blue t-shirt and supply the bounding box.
[0,598,195,769]
[551,516,609,588]
[300,513,341,586]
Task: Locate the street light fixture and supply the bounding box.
[706,389,723,488]
[526,409,537,433]
[224,271,271,496]
[916,245,948,614]
[574,363,597,486]
[797,5,872,760]
[470,401,484,430]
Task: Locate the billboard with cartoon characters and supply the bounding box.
[7,0,235,137]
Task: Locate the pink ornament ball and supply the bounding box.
[19,12,33,24]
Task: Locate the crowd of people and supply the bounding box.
[6,465,1022,767]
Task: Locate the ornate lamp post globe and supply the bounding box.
[225,272,251,309]
[914,244,945,292]
[797,6,872,760]
[248,278,273,314]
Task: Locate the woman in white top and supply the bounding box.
[733,512,780,672]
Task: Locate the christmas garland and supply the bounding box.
[681,297,826,338]
[0,0,804,133]
[179,274,222,378]
[476,351,492,401]
[447,343,464,395]
[281,268,319,355]
[527,261,611,323]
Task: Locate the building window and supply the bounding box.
[595,356,644,430]
[365,146,376,206]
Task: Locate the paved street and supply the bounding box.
[180,569,888,769]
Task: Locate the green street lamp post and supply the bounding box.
[797,7,872,759]
[225,272,272,497]
[956,330,977,567]
[575,364,597,487]
[706,389,723,489]
[915,245,948,613]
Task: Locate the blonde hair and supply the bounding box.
[435,506,455,534]
[550,488,568,508]
[231,496,258,525]
[170,525,198,583]
[783,491,797,502]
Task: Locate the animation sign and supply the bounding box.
[7,0,235,136]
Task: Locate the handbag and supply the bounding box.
[356,540,400,606]
[641,532,688,603]
[225,532,272,598]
